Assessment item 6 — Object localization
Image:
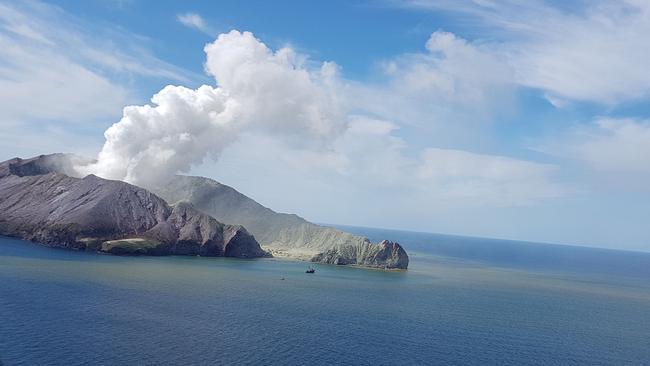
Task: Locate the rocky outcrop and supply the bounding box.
[0,153,84,179]
[0,155,266,258]
[312,240,409,269]
[143,201,265,257]
[151,175,409,269]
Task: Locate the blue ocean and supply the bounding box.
[1,227,649,365]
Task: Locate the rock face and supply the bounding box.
[152,175,409,269]
[0,154,408,269]
[0,155,266,258]
[312,240,409,269]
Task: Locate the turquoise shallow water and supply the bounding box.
[1,229,649,365]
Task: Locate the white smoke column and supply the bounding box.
[83,30,346,186]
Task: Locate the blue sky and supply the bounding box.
[1,0,649,251]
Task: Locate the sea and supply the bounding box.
[1,226,649,366]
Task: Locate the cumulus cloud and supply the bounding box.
[527,117,650,194]
[397,0,650,105]
[339,118,562,206]
[177,12,212,35]
[84,30,346,186]
[203,31,346,142]
[83,27,561,202]
[396,30,513,105]
[331,118,562,206]
[429,30,510,97]
[570,118,650,175]
[81,28,561,206]
[194,114,562,228]
[354,30,514,133]
[543,118,650,181]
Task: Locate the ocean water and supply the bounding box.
[1,228,649,366]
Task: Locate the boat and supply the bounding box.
[305,267,315,274]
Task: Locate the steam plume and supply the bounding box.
[81,30,345,186]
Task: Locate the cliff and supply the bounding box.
[0,155,266,258]
[312,240,409,269]
[152,175,409,269]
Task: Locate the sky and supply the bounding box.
[1,0,649,251]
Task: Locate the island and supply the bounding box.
[0,154,409,269]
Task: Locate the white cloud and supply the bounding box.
[203,31,346,143]
[177,12,213,35]
[396,0,650,105]
[510,2,650,105]
[0,34,128,123]
[343,118,561,206]
[353,30,515,132]
[83,29,561,206]
[558,118,650,177]
[4,2,648,248]
[529,117,650,194]
[192,116,562,235]
[0,1,194,83]
[333,117,562,206]
[416,147,562,205]
[0,0,201,161]
[0,1,126,123]
[84,30,347,186]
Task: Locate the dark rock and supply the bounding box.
[151,175,410,269]
[0,155,267,258]
[311,240,409,269]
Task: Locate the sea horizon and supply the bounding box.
[327,223,650,255]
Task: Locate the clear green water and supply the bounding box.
[1,230,649,365]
